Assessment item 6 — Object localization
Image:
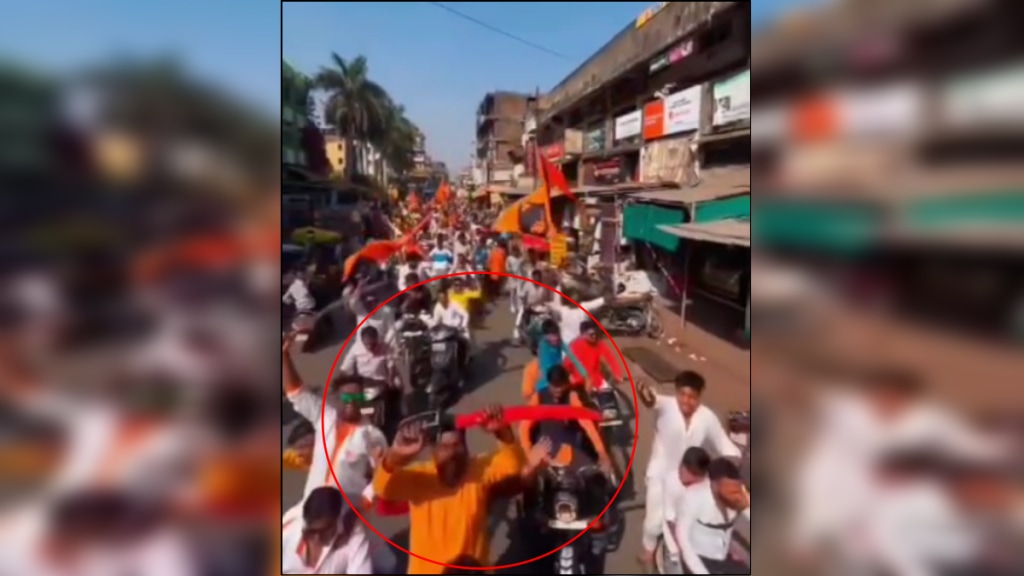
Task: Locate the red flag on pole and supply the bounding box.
[539,154,577,202]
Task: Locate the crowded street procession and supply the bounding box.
[280,157,753,575]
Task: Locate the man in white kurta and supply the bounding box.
[283,336,388,523]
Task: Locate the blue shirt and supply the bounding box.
[535,339,587,392]
[429,248,454,270]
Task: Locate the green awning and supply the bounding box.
[623,203,687,251]
[695,194,750,223]
[755,200,881,252]
[906,190,1024,228]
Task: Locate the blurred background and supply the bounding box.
[0,0,1020,575]
[751,0,1024,574]
[0,2,282,575]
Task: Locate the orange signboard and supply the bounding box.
[792,94,839,142]
[642,99,665,140]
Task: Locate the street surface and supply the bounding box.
[283,292,750,573]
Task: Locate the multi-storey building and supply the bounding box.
[530,2,753,352]
[476,91,529,184]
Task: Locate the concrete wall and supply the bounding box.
[540,2,737,121]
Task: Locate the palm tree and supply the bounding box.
[314,53,391,177]
[371,99,417,180]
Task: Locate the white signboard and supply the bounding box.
[838,82,922,138]
[614,110,642,141]
[664,86,702,135]
[712,70,750,125]
[941,62,1024,128]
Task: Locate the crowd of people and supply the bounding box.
[2,185,1013,576]
[0,193,284,576]
[277,193,758,574]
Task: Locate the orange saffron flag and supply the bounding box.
[539,155,577,202]
[434,182,451,206]
[343,240,404,280]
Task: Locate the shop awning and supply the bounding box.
[622,203,687,251]
[658,219,750,247]
[630,166,751,206]
[756,199,881,252]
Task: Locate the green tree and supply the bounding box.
[314,53,417,181]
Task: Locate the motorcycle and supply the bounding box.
[593,294,663,339]
[396,317,464,413]
[520,464,616,574]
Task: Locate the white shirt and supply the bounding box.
[15,528,198,576]
[646,399,742,480]
[340,343,395,383]
[15,390,193,499]
[790,390,1004,552]
[676,480,748,574]
[286,388,388,501]
[396,264,418,291]
[284,279,316,312]
[416,261,434,279]
[430,302,470,335]
[551,297,606,345]
[859,480,981,576]
[281,518,373,574]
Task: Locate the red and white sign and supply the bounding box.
[663,86,702,135]
[543,142,565,161]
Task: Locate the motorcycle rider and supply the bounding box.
[514,269,551,343]
[450,277,483,325]
[339,326,399,389]
[520,364,614,475]
[429,288,471,370]
[535,319,587,395]
[566,319,624,392]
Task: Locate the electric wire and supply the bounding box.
[426,2,573,60]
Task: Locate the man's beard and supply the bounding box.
[437,458,467,484]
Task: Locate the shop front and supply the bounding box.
[580,109,642,186]
[711,69,750,129]
[640,85,702,184]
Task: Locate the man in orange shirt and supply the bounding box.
[487,239,508,298]
[565,320,624,391]
[373,405,549,574]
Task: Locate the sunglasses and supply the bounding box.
[339,392,366,404]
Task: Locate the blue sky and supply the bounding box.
[285,1,809,170]
[2,0,816,171]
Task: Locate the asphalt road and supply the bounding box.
[282,295,656,574]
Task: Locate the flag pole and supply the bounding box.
[537,144,555,238]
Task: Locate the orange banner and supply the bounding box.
[642,99,665,140]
